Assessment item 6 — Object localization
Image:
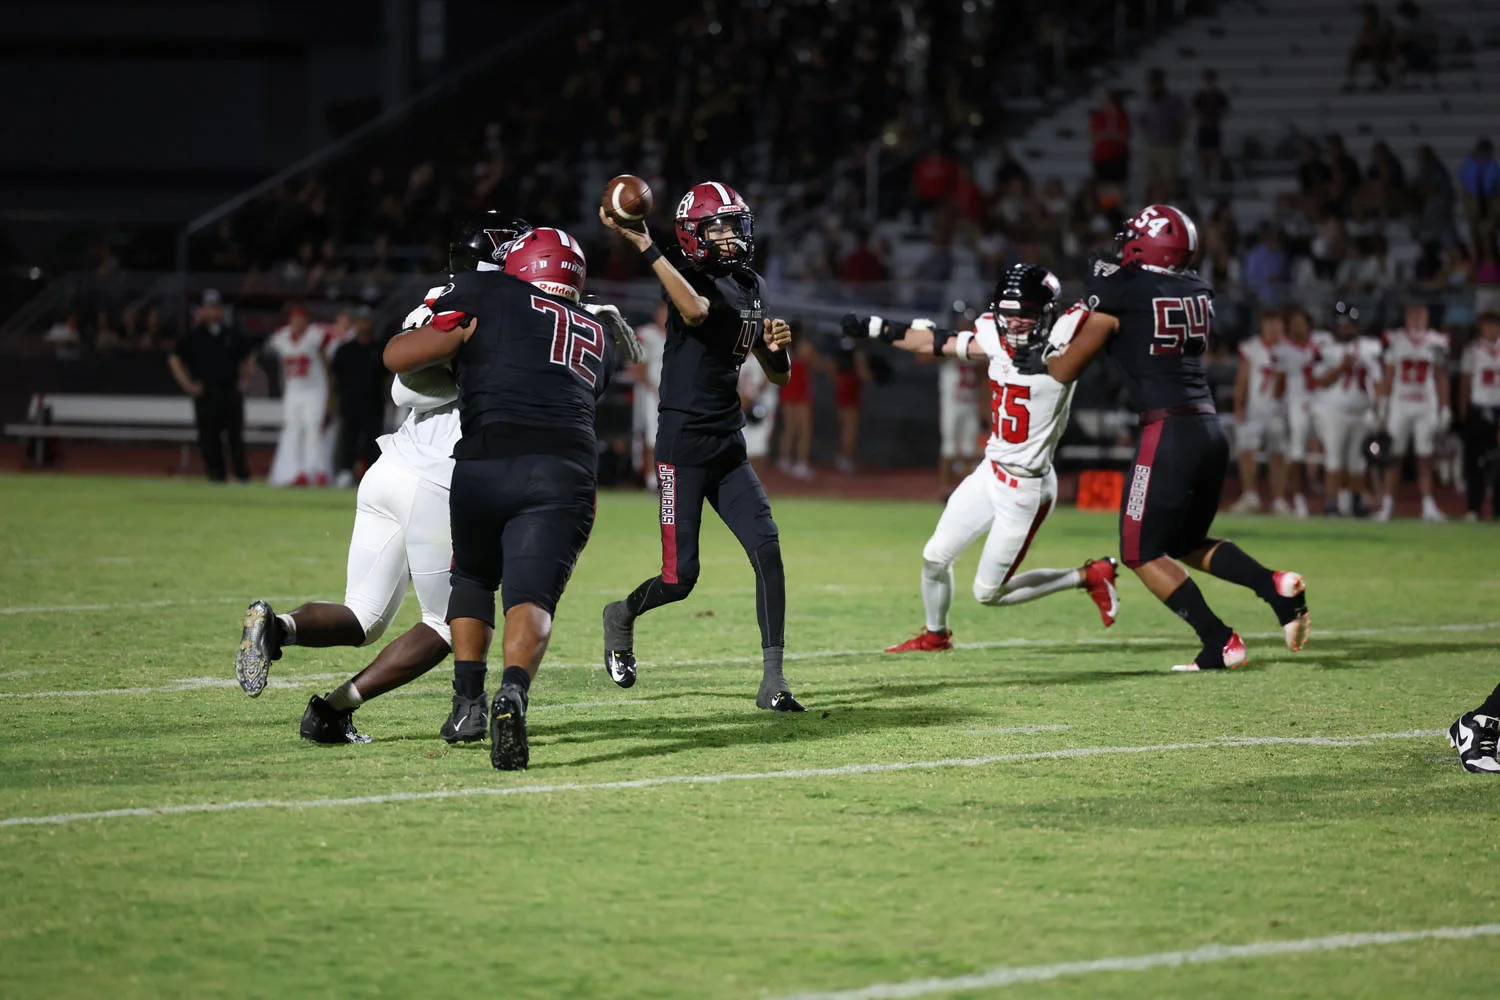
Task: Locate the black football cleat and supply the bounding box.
[756,677,806,712]
[236,599,283,697]
[489,685,529,771]
[602,601,637,688]
[1449,712,1500,774]
[300,695,371,745]
[440,691,488,744]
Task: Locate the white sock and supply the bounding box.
[277,613,298,645]
[1337,488,1352,513]
[326,680,362,711]
[1379,495,1394,514]
[991,567,1084,606]
[921,559,954,633]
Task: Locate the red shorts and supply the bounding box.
[780,361,812,405]
[835,371,862,409]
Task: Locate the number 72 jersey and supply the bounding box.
[1084,259,1218,413]
[972,314,1076,477]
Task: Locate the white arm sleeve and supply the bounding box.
[1047,301,1091,352]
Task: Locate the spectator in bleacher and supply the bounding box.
[1326,134,1363,213]
[1088,90,1131,191]
[912,226,955,312]
[43,311,83,361]
[1310,209,1351,280]
[1345,2,1393,90]
[1245,223,1290,307]
[1366,141,1408,218]
[1414,144,1459,245]
[910,142,962,215]
[1475,237,1500,315]
[839,228,890,287]
[1137,68,1187,201]
[1392,0,1439,81]
[306,238,348,297]
[1191,69,1230,184]
[168,289,255,484]
[1297,141,1333,202]
[1459,138,1500,248]
[329,308,385,489]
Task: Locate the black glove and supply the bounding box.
[1011,342,1051,376]
[840,312,889,342]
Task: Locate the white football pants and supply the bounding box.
[343,457,453,646]
[920,462,1074,631]
[276,389,327,482]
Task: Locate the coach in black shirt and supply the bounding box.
[168,289,256,482]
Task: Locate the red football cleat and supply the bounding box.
[291,473,309,487]
[1082,557,1119,628]
[884,629,953,653]
[1172,632,1248,672]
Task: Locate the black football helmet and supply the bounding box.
[449,211,533,273]
[990,263,1064,352]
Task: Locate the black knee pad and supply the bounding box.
[751,538,783,573]
[447,576,496,628]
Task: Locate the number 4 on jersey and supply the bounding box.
[1151,294,1212,356]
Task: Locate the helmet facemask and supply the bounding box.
[996,301,1057,353]
[698,213,754,264]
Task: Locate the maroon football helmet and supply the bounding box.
[503,227,587,302]
[675,181,755,266]
[1115,204,1199,271]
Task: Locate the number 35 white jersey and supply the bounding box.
[972,313,1076,477]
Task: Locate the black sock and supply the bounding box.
[1477,681,1500,718]
[750,540,786,649]
[1205,542,1279,604]
[1164,579,1232,649]
[453,660,486,700]
[500,665,531,694]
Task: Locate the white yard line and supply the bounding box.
[3,619,1496,700]
[0,729,1441,829]
[767,923,1500,1000]
[0,594,318,615]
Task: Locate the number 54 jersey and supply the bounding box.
[1084,260,1217,413]
[972,313,1076,477]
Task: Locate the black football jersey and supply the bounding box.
[430,271,616,458]
[657,256,767,438]
[1084,260,1217,412]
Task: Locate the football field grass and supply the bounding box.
[1,473,1498,999]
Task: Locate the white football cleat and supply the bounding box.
[1273,570,1310,651]
[1271,497,1293,516]
[1421,498,1447,522]
[1229,492,1261,515]
[1292,493,1309,518]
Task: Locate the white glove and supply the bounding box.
[585,302,646,365]
[401,303,434,332]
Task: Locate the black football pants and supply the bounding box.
[625,454,785,649]
[194,391,249,483]
[1463,407,1500,517]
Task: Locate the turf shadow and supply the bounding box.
[525,703,978,770]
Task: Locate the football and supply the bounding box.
[602,173,653,229]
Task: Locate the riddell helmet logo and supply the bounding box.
[658,466,676,525]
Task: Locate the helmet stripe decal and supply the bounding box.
[708,181,732,206]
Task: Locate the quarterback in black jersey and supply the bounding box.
[597,181,805,711]
[1019,204,1310,671]
[385,226,638,769]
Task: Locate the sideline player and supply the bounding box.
[1310,301,1381,517]
[235,213,534,743]
[598,181,805,712]
[1228,309,1287,514]
[1017,204,1309,671]
[843,264,1120,653]
[1375,301,1450,522]
[385,226,638,770]
[1275,306,1323,518]
[1458,311,1500,520]
[631,300,668,489]
[937,337,987,494]
[267,304,333,486]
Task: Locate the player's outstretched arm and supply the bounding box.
[1044,310,1117,384]
[840,313,977,358]
[383,318,474,374]
[598,207,709,326]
